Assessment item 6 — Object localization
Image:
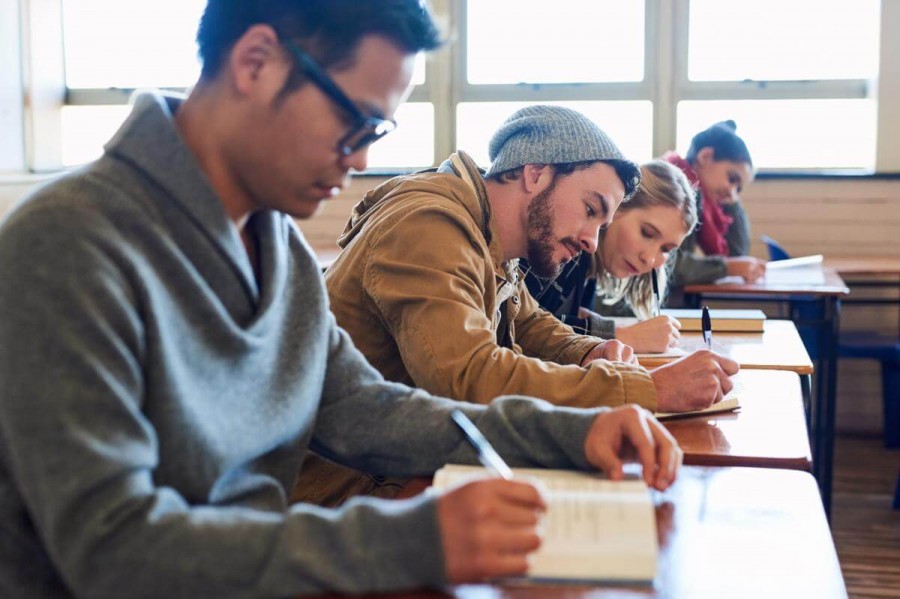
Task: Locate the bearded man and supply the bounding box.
[298,105,737,504]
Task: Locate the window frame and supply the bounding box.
[14,0,900,174]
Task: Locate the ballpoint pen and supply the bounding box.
[651,268,660,317]
[450,409,514,480]
[701,305,713,349]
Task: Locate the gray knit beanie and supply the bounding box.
[486,105,641,200]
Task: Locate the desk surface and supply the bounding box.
[325,467,844,599]
[685,267,849,297]
[824,255,900,276]
[637,319,814,374]
[663,369,811,470]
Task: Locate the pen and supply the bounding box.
[651,268,660,317]
[701,305,713,349]
[450,409,514,480]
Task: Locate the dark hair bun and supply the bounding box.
[715,120,737,132]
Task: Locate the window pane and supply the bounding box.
[63,0,205,88]
[688,0,880,81]
[411,53,426,86]
[365,103,434,169]
[467,0,644,84]
[457,101,653,168]
[62,103,434,170]
[61,105,131,166]
[677,100,877,170]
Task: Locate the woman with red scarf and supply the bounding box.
[664,120,766,290]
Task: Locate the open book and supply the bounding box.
[661,308,766,333]
[432,465,657,583]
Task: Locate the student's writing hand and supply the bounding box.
[581,339,636,365]
[583,404,682,491]
[649,350,739,412]
[615,315,682,353]
[437,478,546,582]
[725,256,766,282]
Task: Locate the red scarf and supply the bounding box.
[662,151,732,256]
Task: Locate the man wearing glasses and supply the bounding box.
[0,1,682,597]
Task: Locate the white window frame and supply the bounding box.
[10,0,900,174]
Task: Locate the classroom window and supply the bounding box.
[63,0,204,89]
[677,100,878,170]
[466,0,645,84]
[687,0,880,82]
[16,0,896,173]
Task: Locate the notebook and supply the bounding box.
[662,308,766,333]
[654,393,741,420]
[431,465,657,583]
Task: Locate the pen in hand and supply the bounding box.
[450,409,513,480]
[701,305,713,350]
[651,268,660,318]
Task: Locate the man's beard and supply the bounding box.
[525,180,578,279]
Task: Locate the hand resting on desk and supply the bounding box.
[614,314,682,353]
[436,404,681,583]
[649,349,739,413]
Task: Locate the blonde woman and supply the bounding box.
[524,159,698,353]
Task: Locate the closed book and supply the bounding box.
[431,465,657,583]
[662,308,766,332]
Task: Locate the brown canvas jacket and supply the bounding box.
[293,152,657,507]
[325,151,657,409]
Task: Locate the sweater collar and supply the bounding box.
[104,92,262,301]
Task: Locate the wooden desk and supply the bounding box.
[824,255,900,277]
[329,467,845,599]
[663,369,811,471]
[683,267,848,517]
[638,319,814,375]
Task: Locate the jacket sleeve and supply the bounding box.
[723,201,751,257]
[362,203,657,410]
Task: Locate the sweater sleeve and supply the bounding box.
[723,201,751,257]
[0,205,443,597]
[0,201,616,597]
[361,204,657,410]
[672,249,729,285]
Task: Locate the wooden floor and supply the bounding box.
[831,434,900,598]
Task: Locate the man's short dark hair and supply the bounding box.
[489,160,641,202]
[197,0,442,87]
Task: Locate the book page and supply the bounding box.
[432,465,657,582]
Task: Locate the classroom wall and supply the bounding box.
[2,175,898,433]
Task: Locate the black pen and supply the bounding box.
[450,409,513,480]
[651,268,660,317]
[701,305,713,349]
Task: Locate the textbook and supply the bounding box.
[431,465,657,583]
[661,308,766,333]
[654,393,741,420]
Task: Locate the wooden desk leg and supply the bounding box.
[800,374,813,435]
[813,296,842,521]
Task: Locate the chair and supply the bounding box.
[761,234,791,261]
[763,237,900,448]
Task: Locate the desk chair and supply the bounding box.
[762,237,900,448]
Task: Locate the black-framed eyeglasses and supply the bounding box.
[282,40,397,156]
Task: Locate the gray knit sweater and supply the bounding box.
[0,93,603,598]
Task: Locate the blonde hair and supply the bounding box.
[591,160,697,319]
